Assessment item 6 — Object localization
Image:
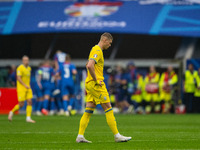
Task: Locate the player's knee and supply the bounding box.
[101,102,112,111]
[27,99,32,105]
[19,102,24,108]
[44,95,50,100]
[63,95,69,101]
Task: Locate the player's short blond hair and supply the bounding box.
[22,55,29,60]
[101,32,113,41]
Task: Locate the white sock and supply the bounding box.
[26,116,31,120]
[78,134,84,138]
[114,133,121,138]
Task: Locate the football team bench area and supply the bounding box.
[0,114,199,149]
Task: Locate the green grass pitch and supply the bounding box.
[0,114,200,150]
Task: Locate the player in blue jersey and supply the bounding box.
[58,55,77,116]
[37,60,54,115]
[51,73,64,115]
[115,65,133,113]
[35,62,44,116]
[54,50,67,71]
[49,73,57,116]
[120,69,134,113]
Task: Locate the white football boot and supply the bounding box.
[36,111,42,116]
[65,111,70,116]
[127,105,134,113]
[57,109,64,116]
[115,134,132,142]
[76,137,92,143]
[49,110,55,116]
[26,118,36,123]
[8,111,13,122]
[67,105,72,111]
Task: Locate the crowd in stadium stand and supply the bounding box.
[0,55,200,114]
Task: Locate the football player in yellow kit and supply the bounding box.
[76,33,132,143]
[8,56,35,123]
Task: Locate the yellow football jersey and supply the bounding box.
[85,45,104,83]
[16,64,31,91]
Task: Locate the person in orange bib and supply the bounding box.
[159,66,178,113]
[144,66,160,113]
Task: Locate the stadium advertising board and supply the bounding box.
[0,0,199,37]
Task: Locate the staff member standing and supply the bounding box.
[194,68,200,113]
[144,66,160,113]
[184,63,197,113]
[159,66,178,113]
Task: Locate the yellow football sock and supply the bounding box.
[26,105,32,117]
[11,104,19,113]
[105,108,119,135]
[78,107,94,135]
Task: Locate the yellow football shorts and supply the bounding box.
[131,94,143,103]
[17,89,33,102]
[85,81,110,105]
[160,91,171,102]
[145,93,159,102]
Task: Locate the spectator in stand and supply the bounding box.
[184,63,197,113]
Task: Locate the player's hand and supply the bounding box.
[24,85,30,89]
[95,80,102,87]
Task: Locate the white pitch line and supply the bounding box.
[0,131,199,134]
[0,139,198,144]
[0,131,112,134]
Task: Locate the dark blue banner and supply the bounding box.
[0,1,200,37]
